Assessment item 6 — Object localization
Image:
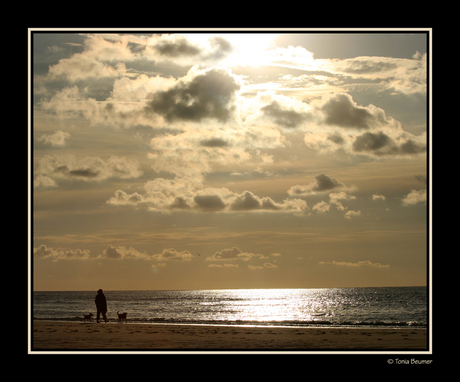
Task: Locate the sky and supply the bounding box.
[31,29,430,291]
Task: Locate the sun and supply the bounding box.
[185,33,280,68]
[222,33,279,67]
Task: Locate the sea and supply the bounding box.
[32,287,428,329]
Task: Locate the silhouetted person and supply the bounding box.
[95,289,108,323]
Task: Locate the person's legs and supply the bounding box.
[96,308,101,323]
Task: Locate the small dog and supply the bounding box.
[117,311,128,323]
[84,313,93,322]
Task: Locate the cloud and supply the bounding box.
[43,69,238,130]
[287,174,352,196]
[344,210,361,219]
[261,100,309,129]
[144,34,234,65]
[304,126,426,158]
[110,74,177,103]
[300,92,424,159]
[194,194,227,211]
[144,67,241,123]
[34,155,143,188]
[319,260,389,268]
[208,263,239,268]
[314,93,396,130]
[47,55,126,82]
[154,34,201,58]
[205,247,280,269]
[229,190,306,212]
[206,247,268,262]
[372,194,386,201]
[352,131,426,157]
[108,180,308,215]
[46,35,131,82]
[265,46,426,95]
[40,85,149,129]
[256,93,426,159]
[311,191,360,218]
[45,35,133,82]
[337,58,398,75]
[147,125,283,178]
[248,263,278,270]
[99,245,150,260]
[200,138,229,148]
[152,248,193,262]
[34,244,90,261]
[312,200,330,213]
[98,245,193,262]
[401,189,427,206]
[321,93,384,129]
[37,130,70,147]
[104,116,301,214]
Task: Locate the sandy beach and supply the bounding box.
[31,321,428,352]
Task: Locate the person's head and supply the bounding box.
[97,289,103,294]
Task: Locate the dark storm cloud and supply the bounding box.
[353,132,391,152]
[399,139,426,155]
[194,194,227,211]
[352,131,426,156]
[153,35,233,62]
[287,174,349,197]
[145,68,241,123]
[200,138,229,148]
[261,101,309,129]
[68,169,101,178]
[327,133,345,145]
[155,35,201,57]
[206,36,234,60]
[321,93,377,129]
[312,174,345,192]
[53,164,102,179]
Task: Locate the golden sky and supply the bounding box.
[31,29,429,291]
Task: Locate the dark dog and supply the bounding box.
[117,311,128,323]
[84,313,93,322]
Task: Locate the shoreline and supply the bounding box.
[31,321,428,352]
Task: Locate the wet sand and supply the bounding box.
[30,321,428,352]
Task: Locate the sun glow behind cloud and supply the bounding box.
[205,33,280,68]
